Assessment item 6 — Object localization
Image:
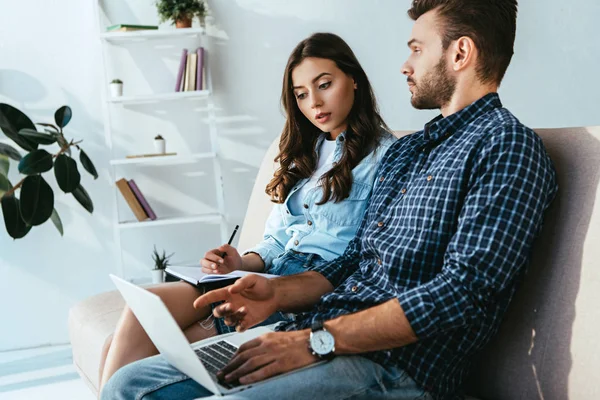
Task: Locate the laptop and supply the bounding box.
[109,274,320,396]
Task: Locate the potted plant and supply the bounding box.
[109,79,123,97]
[156,0,208,28]
[0,103,97,239]
[151,245,174,283]
[154,134,166,154]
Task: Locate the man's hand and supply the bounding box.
[200,244,242,274]
[218,330,319,385]
[193,274,278,331]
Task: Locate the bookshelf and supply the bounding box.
[107,90,210,104]
[100,27,205,43]
[94,2,229,279]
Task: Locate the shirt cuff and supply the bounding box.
[310,259,354,289]
[243,237,283,270]
[396,274,473,339]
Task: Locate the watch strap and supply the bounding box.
[311,320,324,332]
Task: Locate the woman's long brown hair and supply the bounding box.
[266,32,389,204]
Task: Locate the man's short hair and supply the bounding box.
[408,0,518,85]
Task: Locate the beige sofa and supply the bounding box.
[68,127,600,399]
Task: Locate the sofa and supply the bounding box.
[68,127,600,399]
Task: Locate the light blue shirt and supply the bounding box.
[244,129,396,269]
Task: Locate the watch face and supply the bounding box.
[310,330,335,355]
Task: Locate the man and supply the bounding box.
[102,1,557,399]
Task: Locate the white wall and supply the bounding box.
[0,0,598,350]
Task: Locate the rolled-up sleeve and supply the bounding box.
[243,205,289,269]
[397,126,558,339]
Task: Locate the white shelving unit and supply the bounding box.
[94,2,228,278]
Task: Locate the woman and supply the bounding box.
[99,32,395,393]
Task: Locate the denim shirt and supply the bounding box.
[244,129,396,269]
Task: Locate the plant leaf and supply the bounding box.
[54,106,72,129]
[0,143,22,161]
[20,175,54,226]
[0,103,39,152]
[19,128,57,145]
[72,184,93,214]
[18,149,54,175]
[1,194,32,239]
[54,154,81,193]
[0,156,9,178]
[0,174,12,195]
[50,208,64,236]
[79,149,98,179]
[18,149,53,175]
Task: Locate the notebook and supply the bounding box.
[165,265,278,290]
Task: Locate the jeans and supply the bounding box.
[214,251,327,335]
[101,352,433,400]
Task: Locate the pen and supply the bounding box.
[222,224,239,258]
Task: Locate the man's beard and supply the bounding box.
[410,56,457,110]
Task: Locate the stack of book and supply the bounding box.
[106,24,159,32]
[115,178,157,222]
[175,48,206,92]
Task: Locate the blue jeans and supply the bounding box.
[101,352,432,400]
[214,251,327,335]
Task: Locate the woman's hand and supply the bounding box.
[200,244,243,274]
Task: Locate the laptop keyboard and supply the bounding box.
[194,340,239,389]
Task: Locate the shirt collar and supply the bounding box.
[316,130,347,148]
[423,93,503,143]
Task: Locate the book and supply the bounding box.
[183,53,191,91]
[165,266,278,290]
[175,49,188,92]
[125,152,177,159]
[196,47,204,91]
[106,24,158,32]
[202,49,207,90]
[115,178,148,221]
[186,53,198,91]
[127,179,157,220]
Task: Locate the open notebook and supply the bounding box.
[165,265,278,289]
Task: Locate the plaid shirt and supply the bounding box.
[277,93,558,399]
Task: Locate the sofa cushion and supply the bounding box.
[68,289,125,396]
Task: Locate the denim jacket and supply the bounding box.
[244,129,396,269]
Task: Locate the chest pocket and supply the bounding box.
[401,171,460,232]
[316,181,371,227]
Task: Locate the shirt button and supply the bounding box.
[286,210,290,214]
[307,221,313,226]
[294,240,299,246]
[379,176,385,182]
[377,221,384,227]
[351,286,358,292]
[401,188,407,194]
[427,175,433,181]
[377,258,382,265]
[339,136,345,142]
[303,204,309,209]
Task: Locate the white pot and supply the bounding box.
[110,83,123,97]
[154,139,166,154]
[151,269,164,284]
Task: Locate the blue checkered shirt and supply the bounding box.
[276,93,558,399]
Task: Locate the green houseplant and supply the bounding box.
[151,245,174,283]
[0,103,97,239]
[156,0,208,28]
[110,79,123,97]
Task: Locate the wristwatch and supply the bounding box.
[308,320,336,360]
